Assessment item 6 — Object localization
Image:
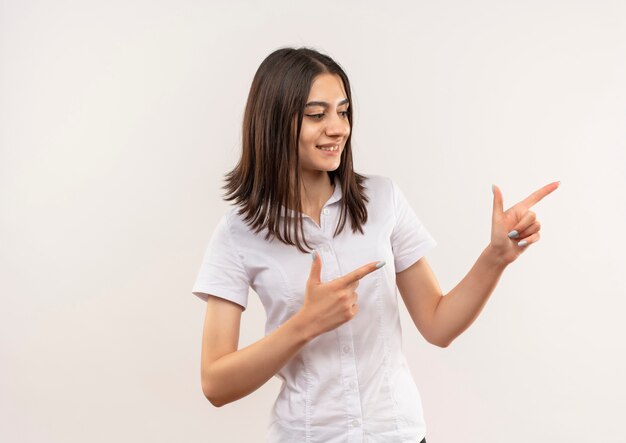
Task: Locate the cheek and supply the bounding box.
[344,117,351,131]
[298,123,319,147]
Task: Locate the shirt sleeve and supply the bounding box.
[191,212,250,310]
[390,178,437,273]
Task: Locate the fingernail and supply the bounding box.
[311,251,316,261]
[375,261,386,269]
[508,230,519,239]
[518,240,528,247]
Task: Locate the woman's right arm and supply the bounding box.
[200,294,317,407]
[200,254,383,407]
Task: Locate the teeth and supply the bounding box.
[318,145,338,151]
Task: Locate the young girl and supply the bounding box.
[191,47,559,443]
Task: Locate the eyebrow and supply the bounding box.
[304,98,350,108]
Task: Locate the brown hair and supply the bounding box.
[221,46,369,253]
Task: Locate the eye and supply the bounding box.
[305,113,324,120]
[340,111,349,118]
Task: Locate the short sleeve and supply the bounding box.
[191,213,250,310]
[390,179,437,273]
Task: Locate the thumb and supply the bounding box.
[492,184,504,221]
[308,250,322,285]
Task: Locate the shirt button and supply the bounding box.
[352,419,360,427]
[342,345,351,354]
[349,381,357,390]
[323,208,329,215]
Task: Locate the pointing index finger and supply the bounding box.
[519,181,560,210]
[339,261,385,286]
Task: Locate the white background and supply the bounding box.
[1,1,625,442]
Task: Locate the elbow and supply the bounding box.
[425,321,453,348]
[428,334,452,348]
[206,395,227,408]
[203,386,227,408]
[202,375,228,408]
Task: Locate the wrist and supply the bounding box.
[284,310,318,344]
[484,244,510,270]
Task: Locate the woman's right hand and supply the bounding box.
[297,251,385,338]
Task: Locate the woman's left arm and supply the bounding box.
[397,181,560,348]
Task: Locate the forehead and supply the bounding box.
[307,73,347,100]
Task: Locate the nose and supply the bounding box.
[325,112,350,138]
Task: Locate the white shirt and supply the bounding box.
[192,173,437,443]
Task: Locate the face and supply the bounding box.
[297,73,351,176]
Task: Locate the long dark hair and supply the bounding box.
[221,46,369,254]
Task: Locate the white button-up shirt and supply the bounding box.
[192,173,437,442]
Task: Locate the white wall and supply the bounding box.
[1,1,625,442]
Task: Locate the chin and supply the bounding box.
[318,162,341,171]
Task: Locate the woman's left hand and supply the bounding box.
[490,181,560,265]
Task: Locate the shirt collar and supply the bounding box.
[281,175,342,217]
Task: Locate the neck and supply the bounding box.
[299,171,334,211]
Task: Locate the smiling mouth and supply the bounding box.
[316,145,340,151]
